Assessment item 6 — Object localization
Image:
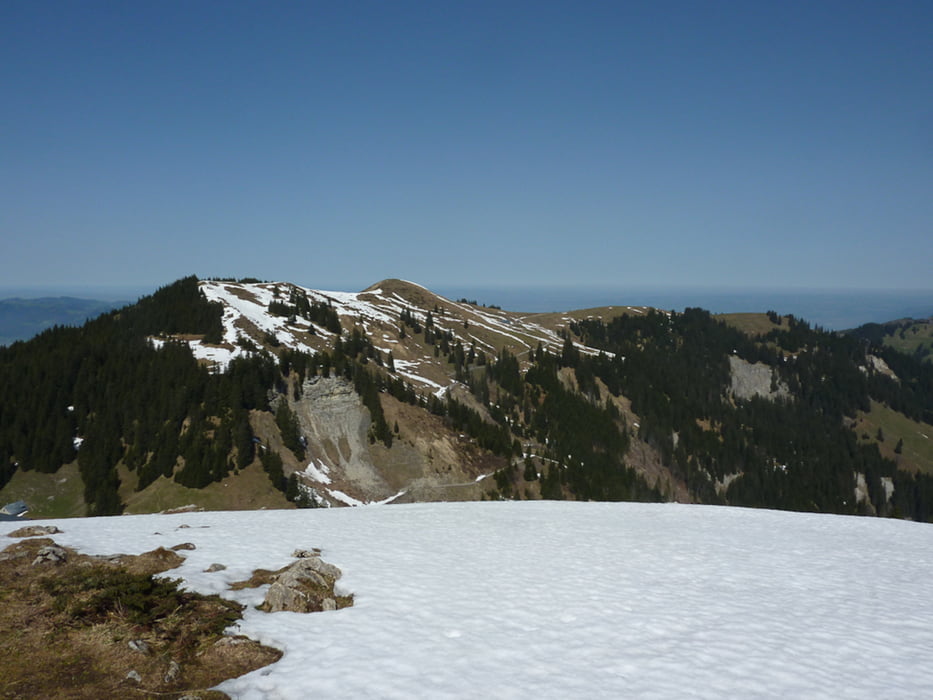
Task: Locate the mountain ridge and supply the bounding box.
[1,275,931,521]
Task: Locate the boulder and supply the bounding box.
[260,556,344,613]
[32,544,67,566]
[8,525,62,538]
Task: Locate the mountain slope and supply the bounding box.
[847,316,933,363]
[1,276,932,521]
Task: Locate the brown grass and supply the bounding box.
[855,400,933,474]
[717,312,784,337]
[0,538,281,699]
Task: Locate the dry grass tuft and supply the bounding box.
[0,537,281,699]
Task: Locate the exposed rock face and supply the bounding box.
[728,355,790,402]
[276,376,499,507]
[291,376,393,499]
[866,354,898,381]
[259,554,349,614]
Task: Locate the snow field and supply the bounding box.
[4,501,933,699]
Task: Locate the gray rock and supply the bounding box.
[728,355,790,402]
[292,548,322,558]
[164,660,181,683]
[214,635,249,647]
[260,556,345,613]
[293,555,342,581]
[125,670,142,684]
[204,562,227,572]
[7,525,62,538]
[279,561,327,590]
[31,544,67,566]
[263,580,313,613]
[128,639,150,655]
[171,542,196,551]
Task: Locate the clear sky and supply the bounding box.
[2,1,931,294]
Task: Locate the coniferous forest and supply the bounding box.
[1,276,931,521]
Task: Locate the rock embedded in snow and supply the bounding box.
[7,525,62,538]
[260,556,347,614]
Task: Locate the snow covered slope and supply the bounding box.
[6,502,932,698]
[193,278,607,386]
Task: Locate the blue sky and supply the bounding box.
[2,1,931,295]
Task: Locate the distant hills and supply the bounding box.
[1,276,931,521]
[846,316,933,363]
[0,296,127,346]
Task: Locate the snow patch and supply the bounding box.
[303,459,332,485]
[326,489,365,507]
[4,503,932,699]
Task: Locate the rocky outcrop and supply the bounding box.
[32,543,67,565]
[7,525,62,538]
[290,376,393,499]
[728,355,790,402]
[260,553,348,613]
[866,354,898,381]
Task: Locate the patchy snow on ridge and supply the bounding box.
[6,502,933,699]
[187,340,242,372]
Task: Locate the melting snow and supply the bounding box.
[303,459,332,485]
[326,489,364,507]
[187,340,243,372]
[5,502,933,698]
